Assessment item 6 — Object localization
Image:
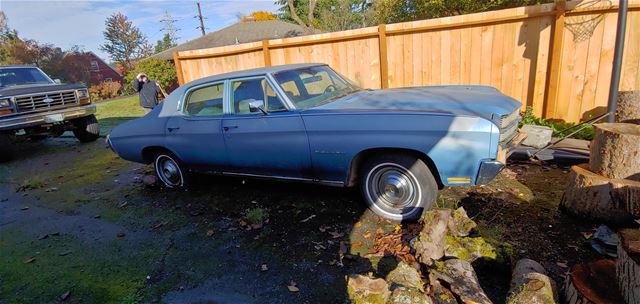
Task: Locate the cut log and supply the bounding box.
[429,259,492,304]
[616,91,640,124]
[617,229,640,304]
[589,123,640,181]
[564,259,624,304]
[346,274,390,303]
[506,259,559,304]
[412,209,452,265]
[560,164,639,223]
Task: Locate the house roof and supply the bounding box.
[63,51,123,76]
[149,20,308,61]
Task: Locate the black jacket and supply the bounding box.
[133,79,161,109]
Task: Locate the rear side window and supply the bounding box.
[184,83,224,116]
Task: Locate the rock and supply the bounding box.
[346,274,390,304]
[413,209,451,265]
[386,261,424,292]
[443,235,497,263]
[447,207,476,237]
[521,125,553,148]
[387,286,433,304]
[430,259,492,304]
[506,259,559,304]
[142,174,158,186]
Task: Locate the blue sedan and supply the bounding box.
[108,63,522,221]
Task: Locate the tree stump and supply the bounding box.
[564,259,624,304]
[589,123,640,181]
[560,164,639,223]
[617,229,640,304]
[506,259,559,304]
[616,91,640,124]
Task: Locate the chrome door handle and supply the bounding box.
[223,126,238,131]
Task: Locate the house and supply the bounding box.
[149,20,308,61]
[62,51,123,86]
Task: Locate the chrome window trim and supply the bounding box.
[179,80,226,116]
[220,171,344,187]
[226,75,292,115]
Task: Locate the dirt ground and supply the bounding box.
[0,98,612,303]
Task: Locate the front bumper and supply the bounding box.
[0,104,96,131]
[477,130,528,185]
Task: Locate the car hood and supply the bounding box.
[0,83,85,97]
[310,85,521,121]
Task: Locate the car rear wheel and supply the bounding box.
[0,133,15,162]
[72,114,100,143]
[360,154,437,221]
[154,152,188,188]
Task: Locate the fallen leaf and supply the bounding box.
[116,232,126,238]
[351,242,363,250]
[287,281,299,292]
[251,223,263,229]
[363,230,372,239]
[528,279,545,291]
[60,290,71,301]
[206,229,215,237]
[354,221,363,228]
[556,262,568,268]
[376,227,385,234]
[118,201,128,208]
[582,232,593,239]
[394,224,401,232]
[261,264,268,272]
[23,257,36,264]
[300,214,316,223]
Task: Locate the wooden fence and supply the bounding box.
[173,0,640,122]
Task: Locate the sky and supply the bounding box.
[0,0,280,62]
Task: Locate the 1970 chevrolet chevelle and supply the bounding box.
[108,63,522,221]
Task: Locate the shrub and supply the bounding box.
[124,58,177,93]
[519,107,595,140]
[89,81,122,101]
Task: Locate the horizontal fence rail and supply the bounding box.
[174,0,640,122]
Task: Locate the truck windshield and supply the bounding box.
[0,67,54,88]
[272,66,360,110]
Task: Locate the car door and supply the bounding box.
[164,81,227,172]
[222,76,311,178]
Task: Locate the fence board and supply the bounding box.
[174,0,640,122]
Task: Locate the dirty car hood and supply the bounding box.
[0,83,85,97]
[311,85,521,121]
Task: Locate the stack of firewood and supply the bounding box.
[561,92,640,224]
[562,92,640,304]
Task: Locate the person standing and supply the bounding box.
[133,72,167,114]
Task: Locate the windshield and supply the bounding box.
[272,65,359,110]
[0,67,54,88]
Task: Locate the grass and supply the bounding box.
[519,106,595,140]
[95,95,144,132]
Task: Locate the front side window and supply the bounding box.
[184,83,224,116]
[272,65,359,110]
[231,78,286,114]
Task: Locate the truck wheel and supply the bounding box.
[154,151,189,188]
[0,133,15,162]
[360,154,437,221]
[72,114,100,142]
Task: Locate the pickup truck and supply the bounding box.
[0,65,100,160]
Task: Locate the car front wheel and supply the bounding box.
[154,152,188,188]
[72,114,100,142]
[360,154,438,221]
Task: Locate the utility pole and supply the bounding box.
[196,2,206,36]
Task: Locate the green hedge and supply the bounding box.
[124,58,177,94]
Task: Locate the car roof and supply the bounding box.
[185,63,326,86]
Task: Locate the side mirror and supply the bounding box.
[53,79,62,84]
[248,99,267,115]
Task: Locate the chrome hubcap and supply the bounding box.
[156,156,182,187]
[367,164,419,214]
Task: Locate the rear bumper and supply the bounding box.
[0,104,96,131]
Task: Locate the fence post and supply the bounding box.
[543,0,566,119]
[172,51,185,85]
[262,40,272,67]
[378,24,389,89]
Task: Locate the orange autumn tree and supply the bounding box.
[241,11,277,22]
